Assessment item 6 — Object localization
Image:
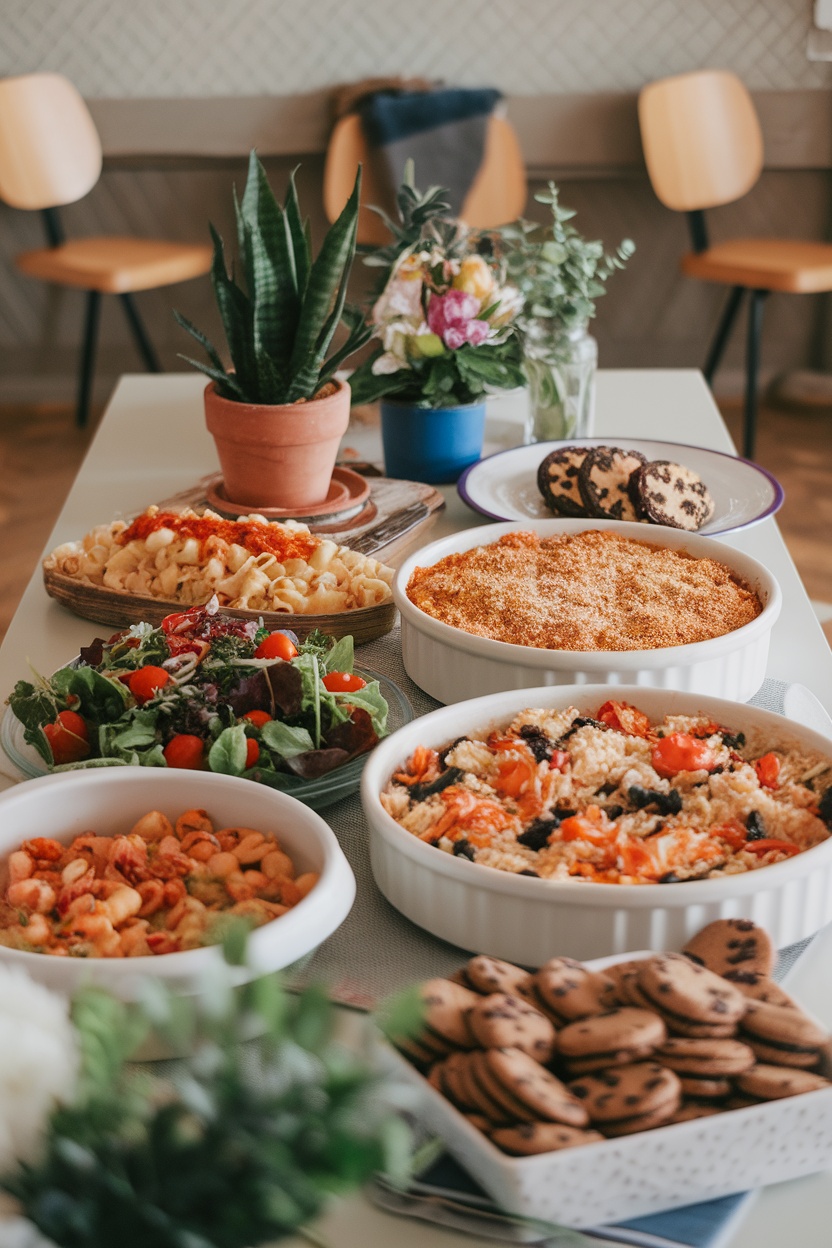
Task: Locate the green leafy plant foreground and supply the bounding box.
[3,954,410,1248]
[176,152,372,406]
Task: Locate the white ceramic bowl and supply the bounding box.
[381,947,832,1228]
[361,685,832,964]
[0,769,355,1000]
[394,518,781,704]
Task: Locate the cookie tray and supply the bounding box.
[379,951,832,1229]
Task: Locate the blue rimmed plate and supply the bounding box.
[457,437,783,535]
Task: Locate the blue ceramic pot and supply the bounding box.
[380,399,486,484]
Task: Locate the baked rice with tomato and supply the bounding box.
[380,701,832,884]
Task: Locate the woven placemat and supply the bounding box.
[286,637,810,1008]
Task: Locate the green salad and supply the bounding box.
[8,602,389,789]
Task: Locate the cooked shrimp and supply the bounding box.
[7,851,34,885]
[175,809,214,839]
[7,878,56,913]
[130,810,174,842]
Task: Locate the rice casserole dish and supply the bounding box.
[380,699,832,885]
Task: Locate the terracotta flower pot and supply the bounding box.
[204,379,351,510]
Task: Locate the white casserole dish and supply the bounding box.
[380,946,832,1229]
[394,518,781,705]
[360,685,832,964]
[0,768,355,1000]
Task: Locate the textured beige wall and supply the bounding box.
[1,0,831,406]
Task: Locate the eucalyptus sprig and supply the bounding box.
[3,931,411,1248]
[499,182,635,339]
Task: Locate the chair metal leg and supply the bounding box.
[703,285,745,385]
[76,290,101,428]
[119,292,162,373]
[743,289,769,461]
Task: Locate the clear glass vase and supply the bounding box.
[523,323,598,443]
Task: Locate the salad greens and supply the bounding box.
[8,604,389,790]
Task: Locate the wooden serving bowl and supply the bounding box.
[42,566,397,644]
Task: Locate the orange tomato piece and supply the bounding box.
[754,753,781,790]
[744,838,800,857]
[596,700,653,738]
[652,733,717,778]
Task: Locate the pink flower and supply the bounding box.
[426,289,488,350]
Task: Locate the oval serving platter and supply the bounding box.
[457,437,784,536]
[42,566,397,644]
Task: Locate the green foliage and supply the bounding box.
[176,152,373,405]
[3,956,410,1248]
[499,181,635,342]
[361,163,462,279]
[350,336,525,408]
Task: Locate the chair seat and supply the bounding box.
[16,236,212,293]
[681,238,832,293]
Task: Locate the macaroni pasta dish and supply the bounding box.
[44,507,394,614]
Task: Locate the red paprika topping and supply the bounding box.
[119,511,317,562]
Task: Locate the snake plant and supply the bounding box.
[176,151,371,405]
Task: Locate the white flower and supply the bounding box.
[0,965,79,1175]
[372,276,423,326]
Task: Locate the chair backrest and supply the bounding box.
[323,112,527,245]
[0,72,102,211]
[638,70,763,212]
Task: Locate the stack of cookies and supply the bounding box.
[390,920,831,1156]
[536,443,715,531]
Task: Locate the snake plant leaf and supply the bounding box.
[318,305,374,387]
[237,156,298,391]
[177,153,368,406]
[172,310,226,376]
[175,355,245,401]
[285,167,361,401]
[209,223,258,396]
[284,166,311,301]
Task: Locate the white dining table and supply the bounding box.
[1,368,831,1247]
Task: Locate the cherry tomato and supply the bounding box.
[652,733,717,778]
[322,671,367,694]
[245,738,260,768]
[128,665,171,705]
[163,734,204,769]
[754,752,781,790]
[43,710,90,764]
[254,632,298,661]
[243,709,273,728]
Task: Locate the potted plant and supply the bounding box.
[348,175,525,484]
[176,152,371,510]
[498,183,635,442]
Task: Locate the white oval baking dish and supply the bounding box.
[394,518,781,705]
[360,684,832,964]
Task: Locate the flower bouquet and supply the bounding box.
[349,177,525,482]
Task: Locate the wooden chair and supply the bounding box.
[0,72,212,426]
[323,111,527,245]
[638,68,832,459]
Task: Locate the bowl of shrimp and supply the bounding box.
[0,768,355,1000]
[361,683,832,964]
